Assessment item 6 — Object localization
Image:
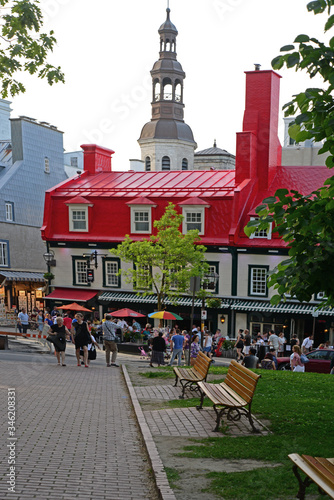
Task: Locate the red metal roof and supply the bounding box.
[52,170,236,199]
[45,288,98,302]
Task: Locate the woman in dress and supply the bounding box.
[290,345,305,372]
[277,331,287,357]
[37,310,44,333]
[48,316,70,366]
[190,334,200,366]
[150,331,166,367]
[71,313,91,367]
[235,329,244,362]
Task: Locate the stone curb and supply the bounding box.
[122,365,177,500]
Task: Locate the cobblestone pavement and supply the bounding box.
[0,356,158,500]
[135,385,269,438]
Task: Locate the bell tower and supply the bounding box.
[138,8,197,172]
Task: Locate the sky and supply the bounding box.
[10,0,329,171]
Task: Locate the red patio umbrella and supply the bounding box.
[55,302,92,312]
[111,308,146,318]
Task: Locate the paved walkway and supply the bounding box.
[0,354,158,500]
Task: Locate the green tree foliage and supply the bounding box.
[245,0,334,307]
[112,203,209,311]
[0,0,64,97]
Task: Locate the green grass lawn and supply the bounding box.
[144,367,334,499]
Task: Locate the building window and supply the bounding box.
[70,157,78,168]
[161,156,170,171]
[202,263,219,293]
[5,202,14,222]
[249,266,269,297]
[130,207,151,233]
[0,241,9,266]
[72,258,88,286]
[69,206,88,232]
[135,264,151,290]
[44,157,50,173]
[182,158,188,170]
[145,157,151,172]
[103,259,120,288]
[249,217,272,239]
[182,208,205,235]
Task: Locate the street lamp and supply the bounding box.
[82,250,108,269]
[43,250,56,267]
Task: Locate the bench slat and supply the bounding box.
[198,382,244,407]
[303,455,334,488]
[316,457,334,479]
[289,454,334,498]
[224,376,255,403]
[226,368,258,393]
[230,359,261,381]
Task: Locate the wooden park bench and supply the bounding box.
[173,351,212,399]
[289,454,334,499]
[197,359,261,432]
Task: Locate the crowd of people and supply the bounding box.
[16,308,333,373]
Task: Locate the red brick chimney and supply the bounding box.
[81,144,115,174]
[235,69,282,190]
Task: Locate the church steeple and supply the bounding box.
[151,7,185,120]
[138,8,196,172]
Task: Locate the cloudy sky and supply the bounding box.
[11,0,328,170]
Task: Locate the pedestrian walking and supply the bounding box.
[71,313,91,367]
[169,329,185,366]
[150,331,166,367]
[290,345,305,372]
[203,331,213,358]
[301,334,314,354]
[48,316,71,366]
[18,307,29,334]
[102,314,119,367]
[235,329,244,362]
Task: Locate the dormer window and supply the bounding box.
[127,197,157,235]
[180,198,210,236]
[66,197,93,233]
[249,217,272,240]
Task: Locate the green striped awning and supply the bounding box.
[230,299,334,316]
[98,291,230,309]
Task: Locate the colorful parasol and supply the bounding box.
[55,302,92,312]
[148,311,183,321]
[111,308,146,318]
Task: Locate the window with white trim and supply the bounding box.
[5,202,14,221]
[182,207,205,235]
[249,266,268,296]
[106,261,119,287]
[0,241,8,266]
[202,264,218,292]
[75,259,88,285]
[135,264,151,290]
[249,217,272,239]
[69,206,88,232]
[70,157,78,168]
[130,207,152,234]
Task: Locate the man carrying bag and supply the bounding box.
[102,315,119,367]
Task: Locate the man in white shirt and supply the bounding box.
[302,334,314,354]
[268,330,279,356]
[18,308,29,334]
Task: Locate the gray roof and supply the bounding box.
[159,8,178,34]
[139,119,196,143]
[195,146,235,158]
[0,270,45,283]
